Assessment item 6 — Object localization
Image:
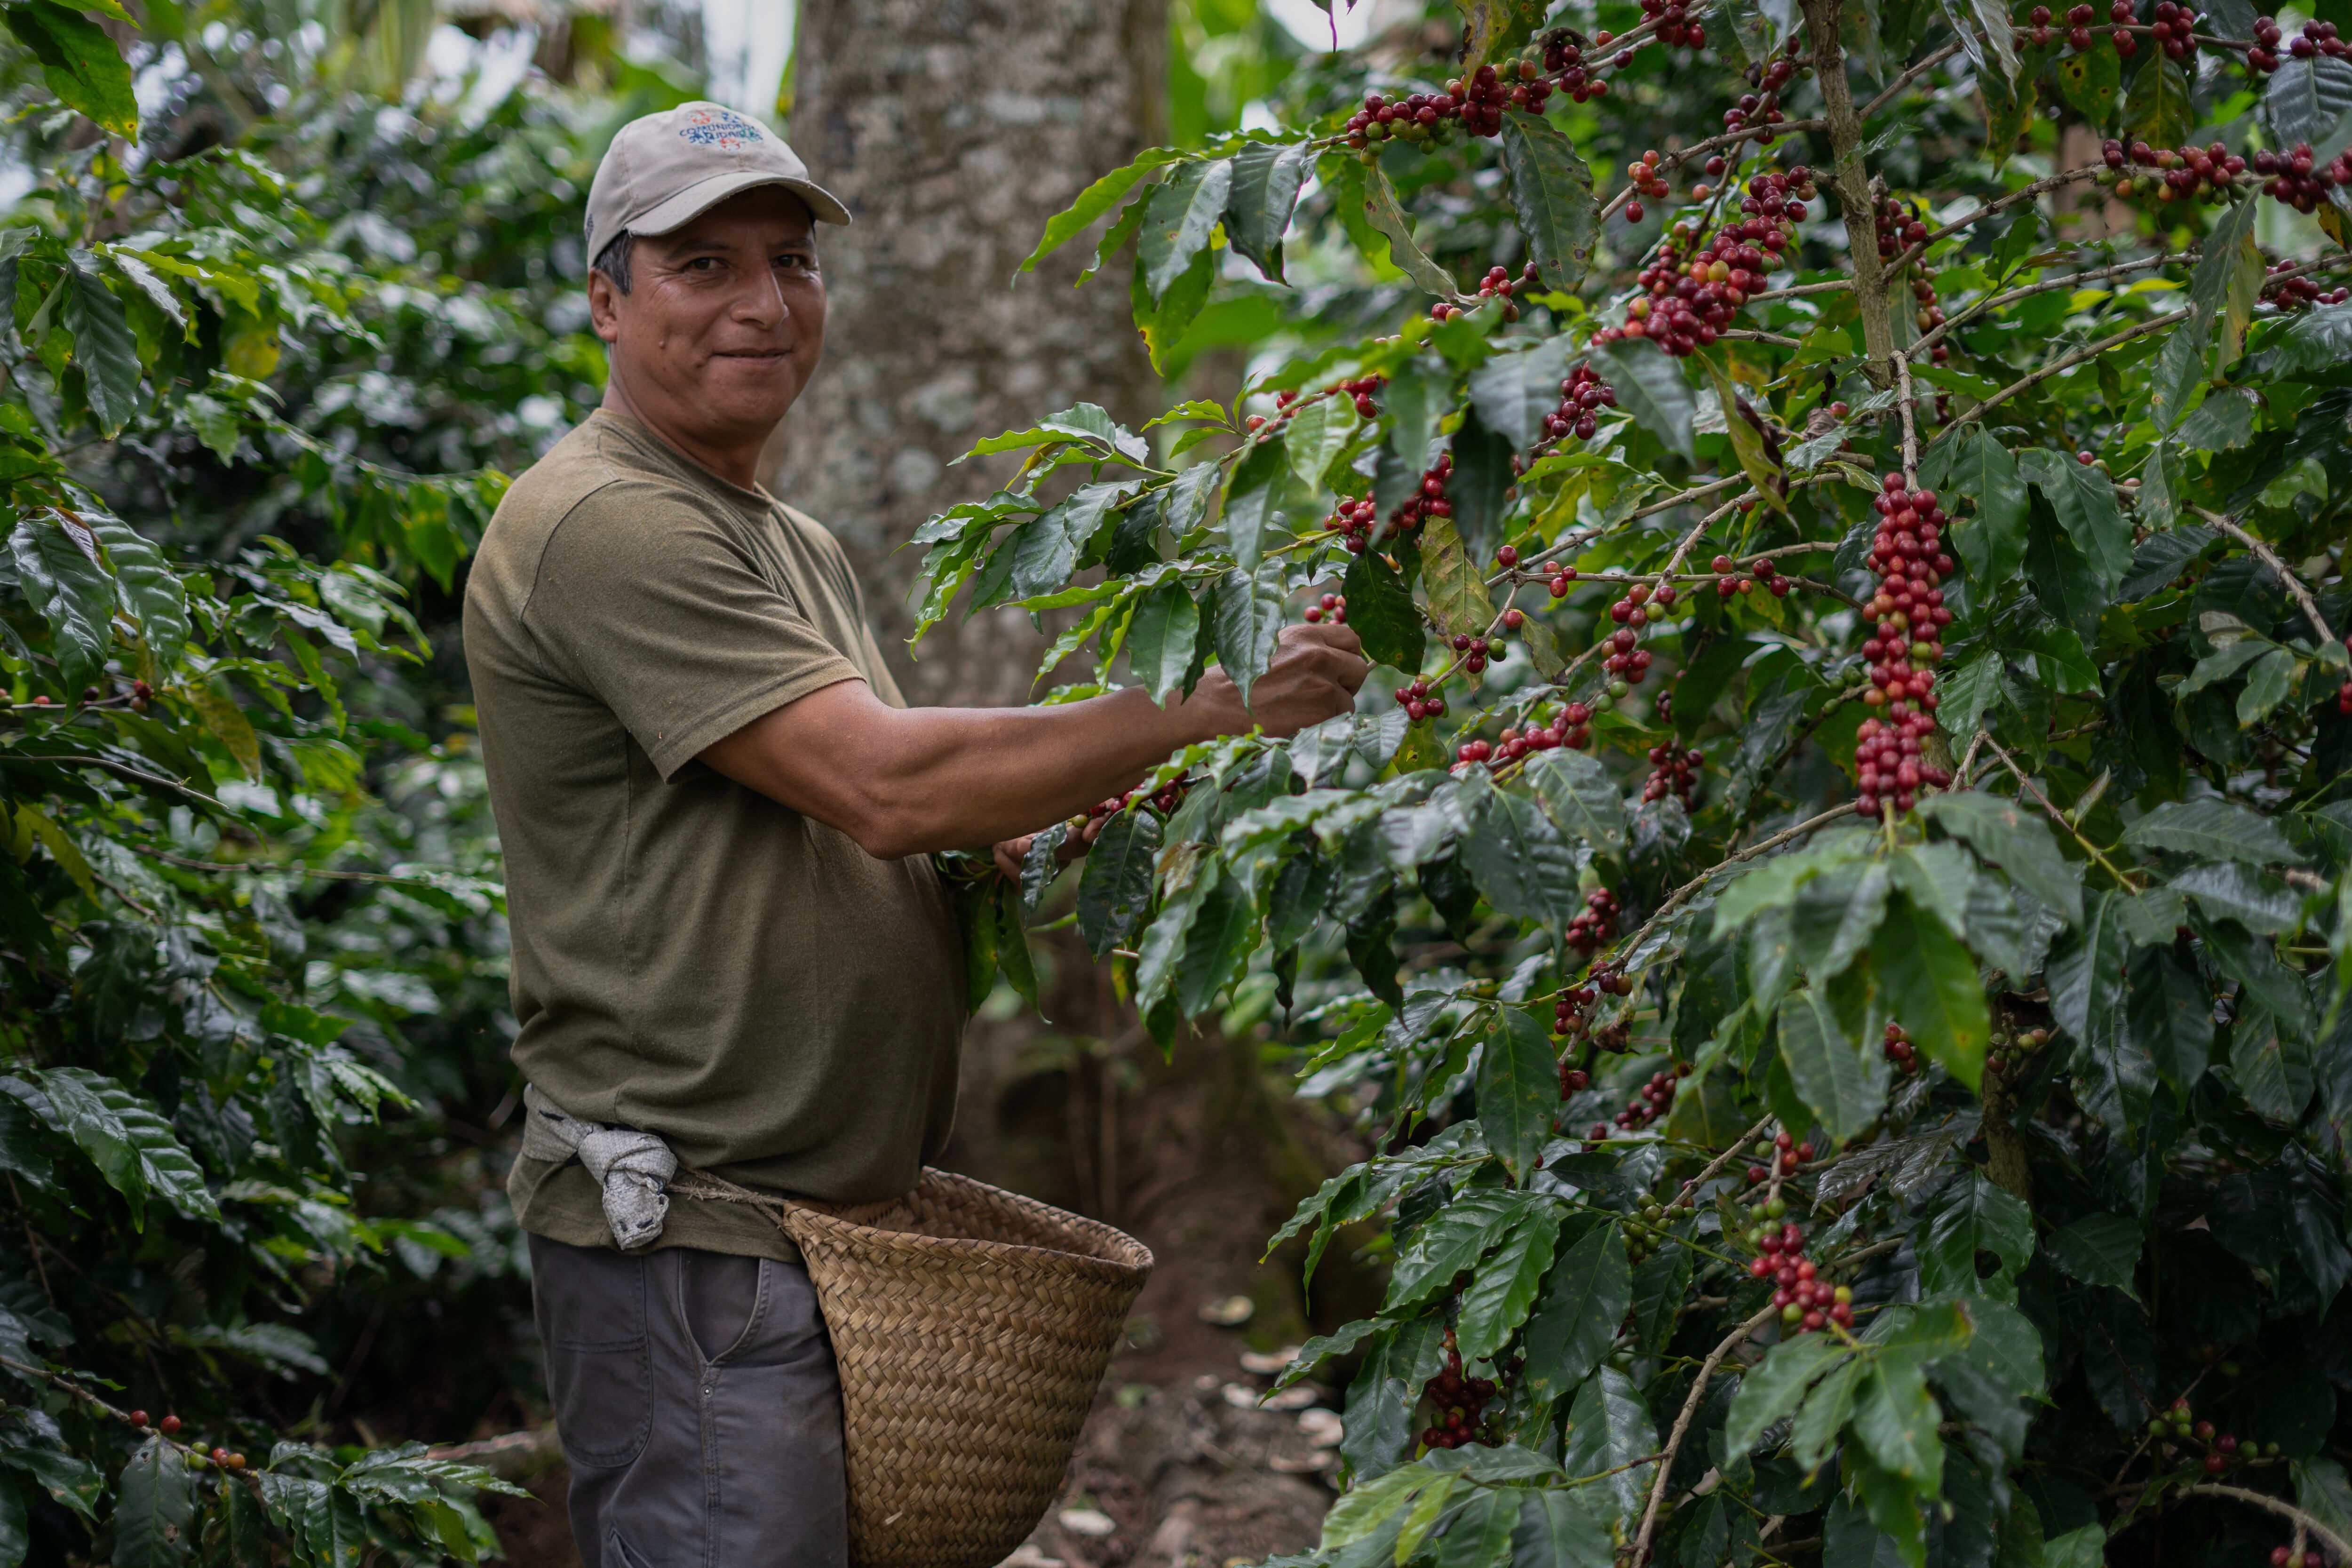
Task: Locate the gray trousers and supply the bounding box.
[530,1234,848,1568]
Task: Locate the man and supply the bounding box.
[461,103,1365,1568]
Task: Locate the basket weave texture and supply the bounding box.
[677,1168,1152,1568]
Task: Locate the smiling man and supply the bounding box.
[461,104,1365,1567]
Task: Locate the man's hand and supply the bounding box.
[1185,621,1368,739]
[991,812,1109,881]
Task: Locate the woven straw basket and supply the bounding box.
[685,1168,1153,1568]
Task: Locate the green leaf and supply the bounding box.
[1462,787,1581,929]
[1945,430,2027,585]
[1128,579,1201,706]
[1919,792,2083,923]
[2042,1212,2142,1295]
[1422,517,1496,637]
[1283,392,1354,492]
[1076,809,1161,958]
[1777,987,1888,1142]
[0,1478,21,1568]
[9,511,114,698]
[1386,1192,1531,1311]
[2123,797,2298,865]
[2046,888,2132,1044]
[2126,941,2213,1093]
[1587,339,1696,462]
[2,1,137,142]
[2266,53,2352,151]
[2171,860,2299,935]
[2123,55,2194,153]
[1210,566,1285,710]
[110,1437,193,1568]
[1386,355,1446,470]
[1341,548,1424,672]
[1510,1489,1613,1568]
[57,262,140,435]
[2052,44,2121,122]
[1725,1334,1850,1455]
[2017,447,2132,597]
[1498,110,1597,292]
[988,879,1039,1011]
[1527,749,1627,858]
[1141,159,1233,304]
[1918,1170,2034,1299]
[1521,1226,1630,1404]
[1018,147,1184,272]
[1009,480,1131,599]
[1455,1199,1563,1362]
[1852,1356,1943,1490]
[1446,409,1515,566]
[1791,859,1892,978]
[1361,164,1462,299]
[1222,141,1308,284]
[83,511,189,677]
[1467,335,1573,451]
[1563,1366,1653,1522]
[1872,891,1991,1090]
[1477,1009,1559,1182]
[1790,1356,1863,1470]
[34,1067,215,1229]
[1706,358,1788,516]
[1221,439,1293,573]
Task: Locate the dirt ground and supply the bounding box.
[478,987,1373,1568]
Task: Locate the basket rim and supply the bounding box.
[712,1167,1156,1281]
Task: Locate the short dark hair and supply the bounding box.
[592,231,634,294]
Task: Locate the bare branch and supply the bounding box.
[2193,508,2338,645]
[1632,1304,1781,1566]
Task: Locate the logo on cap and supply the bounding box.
[679,106,763,151]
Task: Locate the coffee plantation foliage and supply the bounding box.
[925,1,2352,1564]
[0,8,665,1565]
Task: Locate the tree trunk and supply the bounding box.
[779,0,1167,707]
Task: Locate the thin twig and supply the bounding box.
[2178,1484,2352,1559]
[1980,734,2145,890]
[1921,308,2187,454]
[1632,1304,1780,1566]
[2193,508,2338,645]
[1675,1114,1778,1208]
[1609,801,1861,969]
[1893,352,1921,488]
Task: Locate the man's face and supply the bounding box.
[589,186,826,451]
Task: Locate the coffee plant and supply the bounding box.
[0,12,557,1566]
[925,0,2352,1563]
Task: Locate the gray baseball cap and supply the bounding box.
[585,102,850,256]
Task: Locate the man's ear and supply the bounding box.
[587,269,622,344]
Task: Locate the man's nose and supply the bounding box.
[731,267,787,327]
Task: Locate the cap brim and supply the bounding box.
[627,168,851,234]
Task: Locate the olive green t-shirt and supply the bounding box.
[463,409,966,1263]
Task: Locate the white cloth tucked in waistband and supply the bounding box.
[520,1084,679,1250]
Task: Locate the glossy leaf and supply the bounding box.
[1498,110,1597,291]
[1587,339,1696,462]
[1140,159,1233,303]
[1521,1225,1631,1404]
[1476,1008,1559,1181]
[1222,141,1308,284]
[1778,987,1888,1141]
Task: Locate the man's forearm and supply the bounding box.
[701,678,1232,860]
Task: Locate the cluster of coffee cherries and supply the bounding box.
[1589,1067,1680,1139]
[2254,143,2352,213]
[1541,30,1630,106]
[1854,718,1949,819]
[1745,1128,1814,1185]
[2142,0,2202,58]
[2021,1,2140,54]
[1710,552,1792,600]
[1635,0,1709,49]
[127,1410,247,1472]
[2338,633,2352,714]
[1985,1026,2050,1076]
[1565,886,1622,958]
[1746,1219,1851,1333]
[2250,14,2347,71]
[1619,148,1674,225]
[1391,676,1451,722]
[1089,779,1188,819]
[1639,742,1702,805]
[2098,138,2249,210]
[1301,592,1347,625]
[1860,472,1954,688]
[1882,1020,1920,1073]
[1418,1329,1505,1450]
[1557,1057,1591,1098]
[1342,61,1544,153]
[2264,259,2351,310]
[1554,967,1635,1041]
[1383,452,1455,539]
[2189,1412,2264,1475]
[1717,39,1804,143]
[2269,1551,2325,1568]
[1544,362,1618,448]
[1600,169,1811,355]
[1454,708,1579,769]
[1327,495,1384,555]
[1600,624,1657,690]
